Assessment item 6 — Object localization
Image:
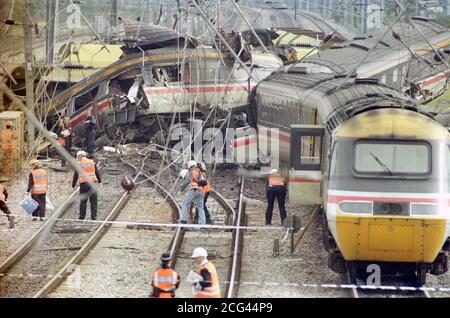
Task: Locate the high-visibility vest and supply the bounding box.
[200,180,212,193]
[194,261,221,298]
[58,122,66,146]
[78,158,98,184]
[0,185,5,202]
[1,129,15,150]
[268,174,285,188]
[152,268,179,298]
[191,168,204,191]
[31,168,48,194]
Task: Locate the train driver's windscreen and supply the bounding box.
[353,141,430,176]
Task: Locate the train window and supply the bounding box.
[192,59,231,83]
[152,64,188,84]
[73,86,99,112]
[392,69,398,83]
[329,142,338,182]
[300,136,321,165]
[354,141,430,176]
[290,126,324,171]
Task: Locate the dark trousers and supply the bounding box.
[195,192,211,222]
[0,201,10,216]
[31,193,46,218]
[61,140,72,167]
[266,186,287,225]
[87,145,95,158]
[79,183,98,220]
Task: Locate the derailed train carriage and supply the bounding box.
[243,68,450,285]
[43,21,282,143]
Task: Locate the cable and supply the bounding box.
[2,0,15,34]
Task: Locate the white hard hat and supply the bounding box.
[191,247,208,258]
[270,169,278,174]
[187,160,197,169]
[179,169,189,179]
[77,150,87,158]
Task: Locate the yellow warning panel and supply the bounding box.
[336,214,446,263]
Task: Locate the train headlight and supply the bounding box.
[410,203,440,216]
[338,201,373,215]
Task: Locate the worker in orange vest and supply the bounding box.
[26,159,48,221]
[151,253,180,298]
[56,117,72,167]
[0,182,15,229]
[191,247,221,298]
[0,120,17,177]
[179,160,206,225]
[266,169,287,226]
[72,151,102,220]
[194,162,213,224]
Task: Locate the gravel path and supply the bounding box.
[49,182,175,298]
[6,150,446,298]
[237,180,345,298]
[0,170,123,297]
[0,162,74,265]
[48,157,238,298]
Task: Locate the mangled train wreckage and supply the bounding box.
[43,21,283,146]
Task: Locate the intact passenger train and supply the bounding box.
[240,69,450,285]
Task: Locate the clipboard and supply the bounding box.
[186,270,203,283]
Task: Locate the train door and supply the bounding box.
[289,124,324,204]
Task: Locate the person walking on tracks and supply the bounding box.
[0,182,15,229]
[265,169,287,226]
[151,253,180,298]
[0,120,17,178]
[190,247,221,298]
[179,160,206,225]
[72,150,102,220]
[56,116,72,167]
[26,159,48,221]
[194,162,213,225]
[85,116,96,158]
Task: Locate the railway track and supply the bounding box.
[340,273,432,298]
[31,156,240,298]
[0,163,130,297]
[165,174,245,298]
[42,158,179,297]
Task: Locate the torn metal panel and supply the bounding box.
[120,20,188,51]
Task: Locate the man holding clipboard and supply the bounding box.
[187,247,221,298]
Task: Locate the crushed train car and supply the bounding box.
[42,21,283,145]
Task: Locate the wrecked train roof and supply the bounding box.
[44,47,229,115]
[119,19,193,51]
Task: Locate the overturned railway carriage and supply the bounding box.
[45,46,280,141]
[43,21,282,141]
[248,71,450,285]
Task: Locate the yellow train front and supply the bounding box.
[324,108,450,285]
